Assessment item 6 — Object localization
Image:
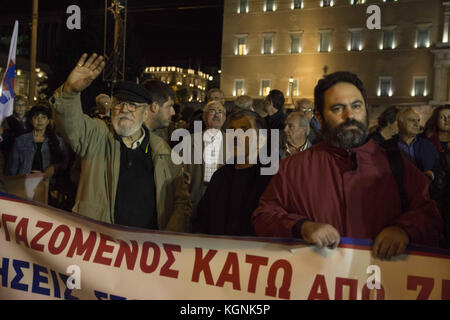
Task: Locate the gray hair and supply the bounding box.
[234,95,253,110]
[287,111,310,136]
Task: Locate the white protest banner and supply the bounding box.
[0,193,449,300]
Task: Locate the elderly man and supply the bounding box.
[184,100,227,221]
[234,95,254,112]
[253,71,442,260]
[396,107,438,180]
[207,88,225,106]
[50,53,191,231]
[92,93,111,121]
[193,109,272,236]
[282,111,311,158]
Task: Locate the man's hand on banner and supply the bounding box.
[300,221,341,249]
[372,226,410,260]
[64,53,105,94]
[43,165,56,181]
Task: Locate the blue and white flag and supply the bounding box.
[0,21,19,123]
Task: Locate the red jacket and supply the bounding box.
[252,139,442,246]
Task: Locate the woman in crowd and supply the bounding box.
[424,105,450,248]
[0,94,31,172]
[7,105,67,202]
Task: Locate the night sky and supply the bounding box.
[2,0,224,71]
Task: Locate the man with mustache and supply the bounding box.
[50,53,191,231]
[253,71,442,260]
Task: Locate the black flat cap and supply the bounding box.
[112,81,153,104]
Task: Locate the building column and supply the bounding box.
[434,65,441,103]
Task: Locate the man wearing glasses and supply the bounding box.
[184,100,227,223]
[50,53,191,232]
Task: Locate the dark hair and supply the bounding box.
[141,79,175,106]
[267,89,285,110]
[424,104,450,137]
[226,109,267,131]
[314,71,367,117]
[378,106,399,129]
[27,104,65,165]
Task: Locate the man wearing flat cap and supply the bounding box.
[50,53,191,231]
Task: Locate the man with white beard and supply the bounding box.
[50,53,191,231]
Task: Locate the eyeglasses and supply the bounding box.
[113,100,148,112]
[207,109,225,116]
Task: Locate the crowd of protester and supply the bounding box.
[0,53,448,257]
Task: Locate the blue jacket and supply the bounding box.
[7,132,67,176]
[396,135,439,172]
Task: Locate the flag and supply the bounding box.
[0,20,19,123]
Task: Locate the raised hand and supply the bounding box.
[64,53,105,94]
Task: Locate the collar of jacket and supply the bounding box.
[110,124,171,159]
[322,138,380,158]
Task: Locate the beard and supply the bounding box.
[322,117,368,149]
[112,116,143,137]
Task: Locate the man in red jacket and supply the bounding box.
[252,71,442,260]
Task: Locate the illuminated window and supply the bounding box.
[412,77,427,96]
[349,29,362,51]
[321,0,333,7]
[319,31,332,52]
[261,80,271,96]
[265,0,275,12]
[238,0,248,13]
[381,28,395,50]
[262,34,274,54]
[290,33,302,53]
[415,26,430,48]
[234,79,245,96]
[292,0,303,9]
[235,35,248,55]
[350,0,365,4]
[378,77,393,97]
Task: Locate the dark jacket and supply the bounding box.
[394,134,439,173]
[194,163,273,236]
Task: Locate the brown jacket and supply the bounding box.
[51,87,191,232]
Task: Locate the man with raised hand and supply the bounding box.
[253,71,442,260]
[50,53,191,231]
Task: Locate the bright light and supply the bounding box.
[389,89,393,97]
[218,70,222,74]
[320,0,323,7]
[379,43,383,50]
[377,88,381,97]
[359,43,362,51]
[17,70,21,76]
[347,43,351,51]
[208,76,213,81]
[411,88,415,96]
[426,40,430,48]
[424,89,428,96]
[414,42,417,48]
